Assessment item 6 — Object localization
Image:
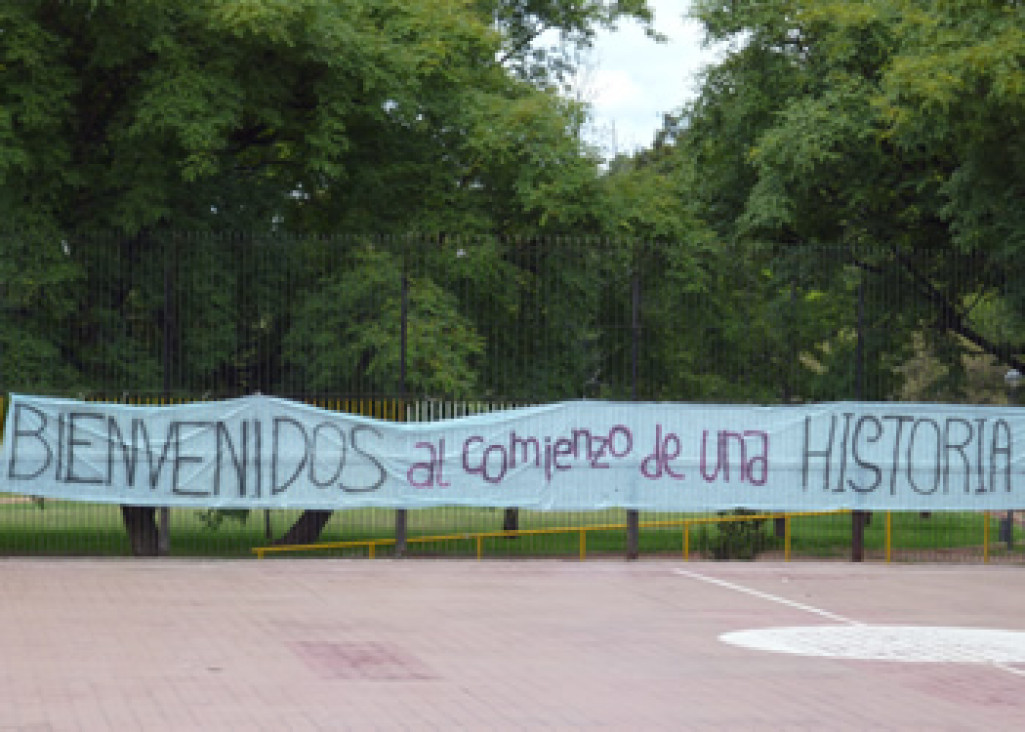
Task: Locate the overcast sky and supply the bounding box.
[575,0,724,156]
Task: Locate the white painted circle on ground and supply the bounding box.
[720,626,1025,664]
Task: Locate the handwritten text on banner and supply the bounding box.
[1,394,1022,512]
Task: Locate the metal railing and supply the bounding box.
[251,510,848,561]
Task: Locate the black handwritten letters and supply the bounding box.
[7,403,386,499]
[802,412,1013,495]
[3,397,1022,510]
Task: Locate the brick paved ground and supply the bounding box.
[1,558,1024,730]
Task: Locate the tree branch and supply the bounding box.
[891,247,1025,373]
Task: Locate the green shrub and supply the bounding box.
[710,509,775,560]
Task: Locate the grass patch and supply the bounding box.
[787,511,1000,556]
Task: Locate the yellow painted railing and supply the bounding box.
[252,510,849,560]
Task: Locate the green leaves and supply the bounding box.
[675,0,1025,397]
[877,1,1025,267]
[491,0,654,83]
[284,243,484,397]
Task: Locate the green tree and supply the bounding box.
[2,0,654,398]
[661,0,1025,402]
[284,242,484,397]
[1,0,657,551]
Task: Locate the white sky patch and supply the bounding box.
[573,0,726,157]
[587,68,644,110]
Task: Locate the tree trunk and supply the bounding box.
[274,510,334,545]
[120,505,159,556]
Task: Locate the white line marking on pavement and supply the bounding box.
[671,567,864,626]
[993,662,1025,677]
[673,568,1025,676]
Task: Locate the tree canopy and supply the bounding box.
[0,0,656,400]
[2,0,651,234]
[2,0,1022,405]
[646,0,1025,400]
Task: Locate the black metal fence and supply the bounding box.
[1,230,1023,561]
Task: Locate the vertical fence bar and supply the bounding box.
[157,257,173,557]
[851,281,866,562]
[626,271,641,561]
[395,269,409,558]
[784,516,791,562]
[683,522,690,561]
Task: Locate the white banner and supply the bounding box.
[2,394,1023,511]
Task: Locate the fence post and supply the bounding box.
[851,281,866,562]
[158,258,174,557]
[395,269,409,558]
[626,271,641,560]
[984,513,991,564]
[1000,511,1014,549]
[885,511,892,563]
